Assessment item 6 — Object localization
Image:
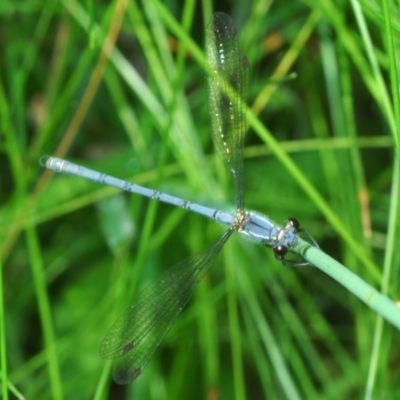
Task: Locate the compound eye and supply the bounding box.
[274,244,288,257]
[287,218,300,230]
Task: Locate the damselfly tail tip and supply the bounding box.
[39,155,51,167]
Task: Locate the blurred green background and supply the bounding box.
[1,0,399,399]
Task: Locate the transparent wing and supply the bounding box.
[205,12,249,211]
[100,229,233,384]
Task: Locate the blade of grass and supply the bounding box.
[365,0,400,397]
[299,241,400,330]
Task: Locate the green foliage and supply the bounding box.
[1,0,399,399]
